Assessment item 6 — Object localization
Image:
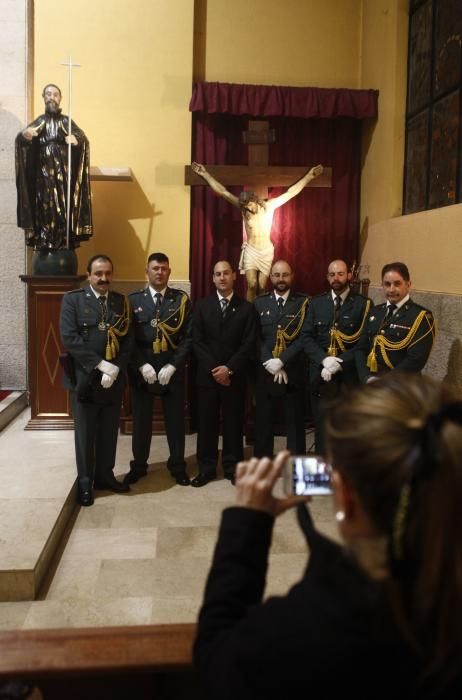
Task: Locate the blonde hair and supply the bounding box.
[325,373,462,685]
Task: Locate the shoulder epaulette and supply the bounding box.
[408,299,432,314]
[128,288,146,296]
[66,287,85,295]
[168,287,189,298]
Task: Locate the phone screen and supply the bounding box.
[284,456,332,495]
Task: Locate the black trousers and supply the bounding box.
[310,369,358,454]
[70,389,123,491]
[196,381,246,478]
[254,376,306,458]
[131,380,186,476]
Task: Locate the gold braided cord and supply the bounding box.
[106,296,131,360]
[272,298,309,358]
[153,293,188,354]
[327,299,371,357]
[367,310,436,373]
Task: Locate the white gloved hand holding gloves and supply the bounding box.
[140,363,157,384]
[321,356,343,375]
[158,364,176,386]
[263,358,284,375]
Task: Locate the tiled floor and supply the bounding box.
[0,409,339,630]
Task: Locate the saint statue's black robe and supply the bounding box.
[15,110,93,250]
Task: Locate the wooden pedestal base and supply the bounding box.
[20,275,84,430]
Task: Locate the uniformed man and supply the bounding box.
[355,262,435,383]
[305,259,371,452]
[60,254,132,506]
[124,252,192,486]
[254,260,310,457]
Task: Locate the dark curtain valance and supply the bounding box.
[190,81,378,119]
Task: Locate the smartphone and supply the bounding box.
[282,455,332,496]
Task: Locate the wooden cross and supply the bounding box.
[184,120,332,191]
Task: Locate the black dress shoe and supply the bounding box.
[174,472,191,486]
[94,476,130,493]
[78,489,94,506]
[191,473,215,488]
[123,469,147,485]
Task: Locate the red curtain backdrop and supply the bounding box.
[190,82,378,300]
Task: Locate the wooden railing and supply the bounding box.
[0,623,202,699]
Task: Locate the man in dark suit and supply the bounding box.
[60,254,132,506]
[192,260,256,487]
[355,262,435,383]
[125,252,192,486]
[305,259,371,452]
[254,260,310,458]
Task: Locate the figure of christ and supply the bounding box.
[191,162,323,301]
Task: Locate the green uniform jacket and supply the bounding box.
[128,286,192,381]
[355,299,435,384]
[305,291,371,386]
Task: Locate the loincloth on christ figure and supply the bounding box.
[238,241,274,276]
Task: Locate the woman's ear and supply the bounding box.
[331,469,376,538]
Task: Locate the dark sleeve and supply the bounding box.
[113,298,134,371]
[192,300,217,371]
[227,304,257,373]
[253,301,274,364]
[279,299,311,366]
[354,316,372,384]
[59,293,102,372]
[338,297,371,366]
[304,301,327,367]
[194,507,276,696]
[170,296,192,370]
[393,310,435,372]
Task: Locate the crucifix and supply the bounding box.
[185,120,332,300]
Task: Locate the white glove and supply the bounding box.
[140,363,157,384]
[158,364,176,386]
[97,359,120,380]
[273,368,288,385]
[263,358,283,375]
[101,373,114,389]
[322,356,343,375]
[321,367,332,382]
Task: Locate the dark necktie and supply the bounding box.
[154,292,162,314]
[334,295,341,318]
[221,298,229,318]
[277,297,284,311]
[99,295,107,316]
[385,303,397,322]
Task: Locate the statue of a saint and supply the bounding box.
[192,162,323,300]
[15,83,93,251]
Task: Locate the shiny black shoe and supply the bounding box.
[123,469,147,485]
[191,473,215,488]
[174,472,191,486]
[94,476,130,493]
[78,489,94,506]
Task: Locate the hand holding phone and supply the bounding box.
[282,455,332,496]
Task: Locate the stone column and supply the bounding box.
[0,0,30,389]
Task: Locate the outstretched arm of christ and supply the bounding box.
[269,164,323,209]
[191,162,240,208]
